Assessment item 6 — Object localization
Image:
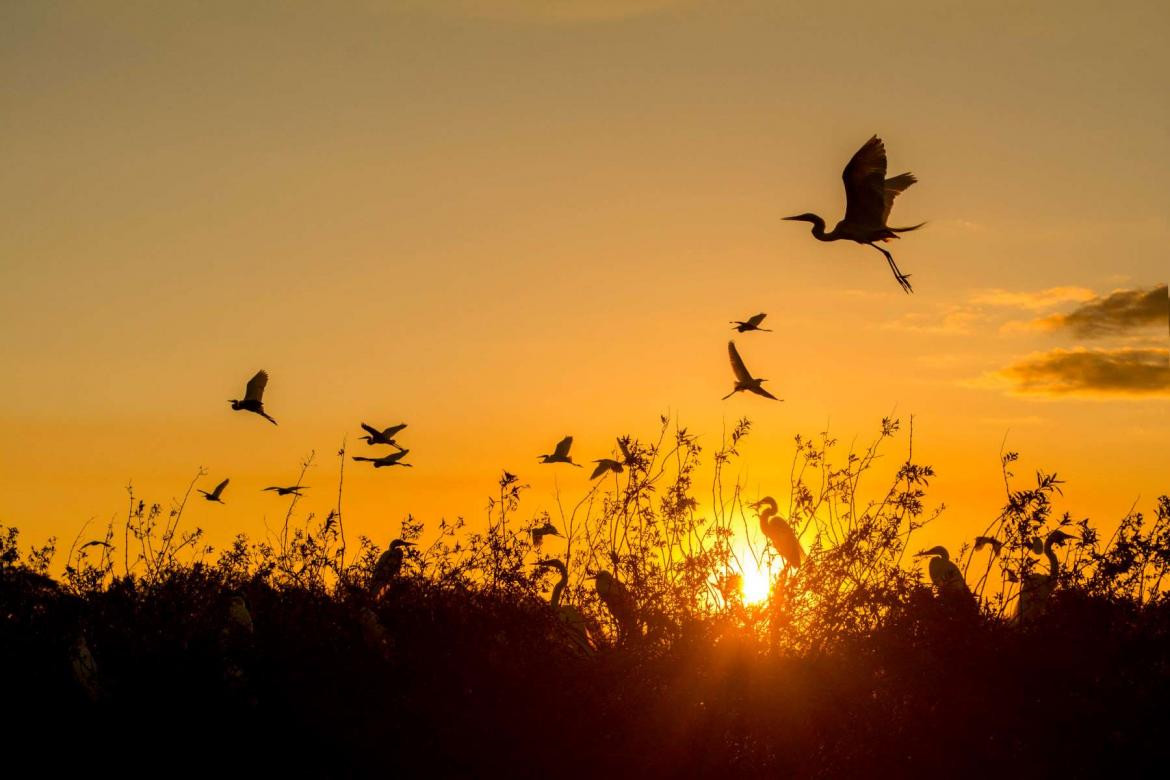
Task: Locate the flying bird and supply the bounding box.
[731,313,772,333]
[722,341,781,401]
[591,459,624,480]
[530,522,562,547]
[263,485,306,496]
[199,478,230,503]
[539,436,582,467]
[353,449,413,468]
[370,539,415,593]
[228,370,278,425]
[359,422,407,447]
[751,497,803,569]
[784,135,924,293]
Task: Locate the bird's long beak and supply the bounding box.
[782,215,802,221]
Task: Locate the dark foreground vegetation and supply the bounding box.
[3,419,1169,777]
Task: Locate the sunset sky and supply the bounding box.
[2,0,1167,567]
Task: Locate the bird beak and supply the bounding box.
[782,215,802,221]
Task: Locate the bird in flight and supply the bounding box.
[263,485,307,497]
[722,341,781,401]
[353,449,412,468]
[731,313,772,333]
[530,522,562,546]
[229,370,278,425]
[539,436,582,467]
[359,422,407,448]
[784,135,923,293]
[591,458,623,480]
[199,478,230,503]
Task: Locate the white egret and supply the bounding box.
[731,313,772,333]
[751,497,803,569]
[229,370,278,424]
[723,341,781,401]
[539,436,583,467]
[199,478,230,503]
[353,449,413,468]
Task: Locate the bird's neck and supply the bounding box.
[806,216,833,241]
[550,574,566,608]
[1044,544,1059,576]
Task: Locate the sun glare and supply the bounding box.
[740,561,773,604]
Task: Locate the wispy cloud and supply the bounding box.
[970,286,1096,310]
[995,347,1170,398]
[406,0,691,23]
[1028,284,1168,339]
[882,306,983,335]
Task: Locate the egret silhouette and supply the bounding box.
[69,633,100,702]
[229,370,278,424]
[731,313,772,333]
[535,558,594,654]
[1017,529,1077,623]
[370,539,414,593]
[723,341,781,401]
[751,497,803,569]
[784,136,923,293]
[530,522,561,547]
[916,546,974,602]
[263,485,306,496]
[359,422,407,447]
[199,478,230,503]
[539,436,582,467]
[590,570,639,638]
[591,458,623,479]
[226,593,254,635]
[353,449,412,468]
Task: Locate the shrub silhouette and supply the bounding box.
[2,416,1169,776]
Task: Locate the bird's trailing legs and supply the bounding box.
[868,243,913,294]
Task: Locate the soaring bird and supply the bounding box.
[539,436,582,467]
[530,522,562,547]
[536,558,594,654]
[591,570,639,638]
[590,459,623,480]
[722,341,781,401]
[199,478,230,503]
[263,485,306,497]
[370,539,414,593]
[916,546,973,600]
[229,370,278,424]
[353,449,413,468]
[731,313,772,333]
[784,136,924,293]
[751,497,803,569]
[1017,529,1077,624]
[359,422,407,447]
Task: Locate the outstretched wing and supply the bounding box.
[751,385,780,401]
[728,341,753,384]
[360,422,381,438]
[617,436,633,463]
[746,313,767,328]
[590,461,610,480]
[882,172,917,223]
[553,436,573,459]
[212,478,230,497]
[244,371,268,402]
[841,136,889,229]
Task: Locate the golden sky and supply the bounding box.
[2,1,1167,564]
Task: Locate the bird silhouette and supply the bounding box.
[1017,529,1077,624]
[228,370,278,424]
[591,459,623,480]
[536,558,594,654]
[916,546,973,601]
[784,136,923,293]
[539,436,582,467]
[199,478,230,503]
[353,449,412,468]
[591,570,639,639]
[751,497,803,569]
[69,633,101,703]
[731,313,772,333]
[263,485,306,496]
[359,422,407,447]
[722,341,781,401]
[370,539,414,594]
[530,522,562,547]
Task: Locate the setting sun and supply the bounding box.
[740,559,775,605]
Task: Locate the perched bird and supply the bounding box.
[916,546,973,601]
[731,313,772,333]
[530,522,562,547]
[359,422,407,447]
[370,539,415,593]
[263,485,307,497]
[199,478,230,503]
[591,570,639,639]
[722,341,781,401]
[225,593,254,635]
[535,559,594,654]
[751,497,803,569]
[353,449,412,468]
[1017,529,1077,624]
[69,633,100,703]
[591,459,624,480]
[229,370,278,425]
[539,436,583,467]
[784,136,924,293]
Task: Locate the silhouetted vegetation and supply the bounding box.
[3,417,1169,776]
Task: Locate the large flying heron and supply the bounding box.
[784,136,924,293]
[263,485,306,497]
[359,422,407,447]
[1016,529,1077,624]
[530,521,562,547]
[353,449,412,468]
[731,313,772,333]
[229,370,278,424]
[751,497,803,569]
[539,436,583,467]
[199,478,230,503]
[722,341,781,401]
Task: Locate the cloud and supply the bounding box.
[970,286,1096,310]
[882,306,983,335]
[996,347,1170,398]
[404,0,691,23]
[1029,284,1168,339]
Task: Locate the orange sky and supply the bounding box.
[2,1,1167,569]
